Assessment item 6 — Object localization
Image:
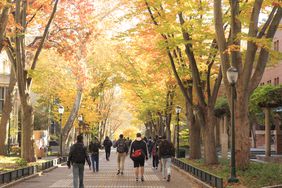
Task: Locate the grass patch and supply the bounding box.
[181,158,282,188]
[0,155,51,173]
[0,155,26,172]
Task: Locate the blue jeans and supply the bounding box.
[91,154,99,172]
[161,158,172,178]
[72,163,84,188]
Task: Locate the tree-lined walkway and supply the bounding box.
[12,151,199,188]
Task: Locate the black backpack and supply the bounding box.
[161,141,172,156]
[117,140,127,153]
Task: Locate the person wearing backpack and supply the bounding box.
[159,135,175,182]
[147,136,154,158]
[130,133,148,182]
[88,137,101,172]
[103,136,112,161]
[151,135,160,169]
[113,134,128,175]
[67,134,91,188]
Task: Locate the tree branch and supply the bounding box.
[214,0,231,99]
[178,12,206,107]
[0,1,11,52]
[242,0,263,95]
[30,0,59,70]
[250,7,282,93]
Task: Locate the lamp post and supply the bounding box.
[226,66,239,183]
[58,105,64,157]
[175,106,181,158]
[78,114,83,135]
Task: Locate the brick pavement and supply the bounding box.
[11,151,199,188]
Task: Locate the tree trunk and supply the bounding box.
[21,103,36,162]
[220,116,229,159]
[62,89,82,154]
[235,92,250,169]
[200,108,218,164]
[166,113,172,142]
[0,71,16,155]
[149,122,153,137]
[0,0,11,52]
[186,102,201,159]
[264,108,271,157]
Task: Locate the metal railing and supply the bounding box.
[0,156,68,186]
[0,166,35,185]
[172,158,223,188]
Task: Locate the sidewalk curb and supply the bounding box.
[0,166,59,188]
[172,165,213,188]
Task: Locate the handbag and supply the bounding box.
[131,149,144,160]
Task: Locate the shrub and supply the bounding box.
[14,158,28,167]
[11,146,21,155]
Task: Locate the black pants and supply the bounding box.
[105,148,111,160]
[152,155,159,168]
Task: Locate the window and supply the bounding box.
[267,80,272,84]
[260,82,265,86]
[0,87,5,114]
[274,40,279,51]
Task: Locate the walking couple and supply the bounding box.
[111,132,150,182]
[109,132,150,182]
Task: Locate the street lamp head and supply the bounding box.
[175,105,182,114]
[78,114,83,122]
[227,66,238,84]
[58,105,64,114]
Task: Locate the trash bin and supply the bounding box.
[178,148,186,158]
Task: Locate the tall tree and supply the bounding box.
[214,0,282,168]
[8,0,59,161]
[141,0,224,163]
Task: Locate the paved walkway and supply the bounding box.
[12,152,199,188]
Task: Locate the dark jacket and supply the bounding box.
[68,142,91,166]
[89,141,101,156]
[130,139,148,159]
[158,140,175,158]
[103,138,112,150]
[114,138,128,153]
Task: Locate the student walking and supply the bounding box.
[103,136,112,161]
[130,133,148,182]
[67,135,91,188]
[147,136,154,158]
[151,135,160,169]
[113,134,128,175]
[89,137,101,172]
[159,135,175,182]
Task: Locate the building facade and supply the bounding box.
[0,52,20,146]
[260,20,282,86]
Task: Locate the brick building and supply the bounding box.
[260,20,282,86]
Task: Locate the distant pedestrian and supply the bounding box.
[103,136,112,161]
[67,134,91,188]
[114,134,128,175]
[159,135,175,182]
[130,133,148,182]
[125,137,132,148]
[89,137,101,172]
[147,136,154,158]
[151,135,160,169]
